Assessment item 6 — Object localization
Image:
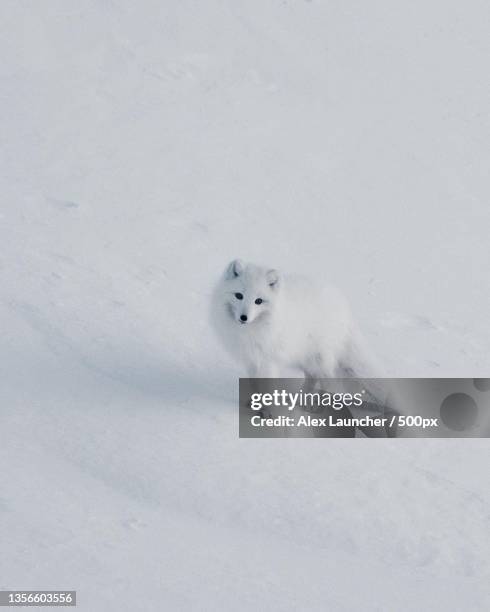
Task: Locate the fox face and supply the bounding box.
[223,259,279,325]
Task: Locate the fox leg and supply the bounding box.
[244,362,278,417]
[246,361,278,379]
[303,350,336,382]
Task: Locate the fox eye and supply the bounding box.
[235,292,243,300]
[255,298,263,305]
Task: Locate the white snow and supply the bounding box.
[1,1,489,610]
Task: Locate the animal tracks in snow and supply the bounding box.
[380,312,442,332]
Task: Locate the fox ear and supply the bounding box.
[266,269,280,289]
[227,259,245,278]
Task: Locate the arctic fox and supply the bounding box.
[210,259,380,380]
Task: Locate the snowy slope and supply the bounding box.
[1,1,489,610]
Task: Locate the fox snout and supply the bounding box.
[240,314,248,323]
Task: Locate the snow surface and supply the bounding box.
[1,1,489,610]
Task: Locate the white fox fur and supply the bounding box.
[210,259,380,380]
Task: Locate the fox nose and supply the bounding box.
[240,314,248,322]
